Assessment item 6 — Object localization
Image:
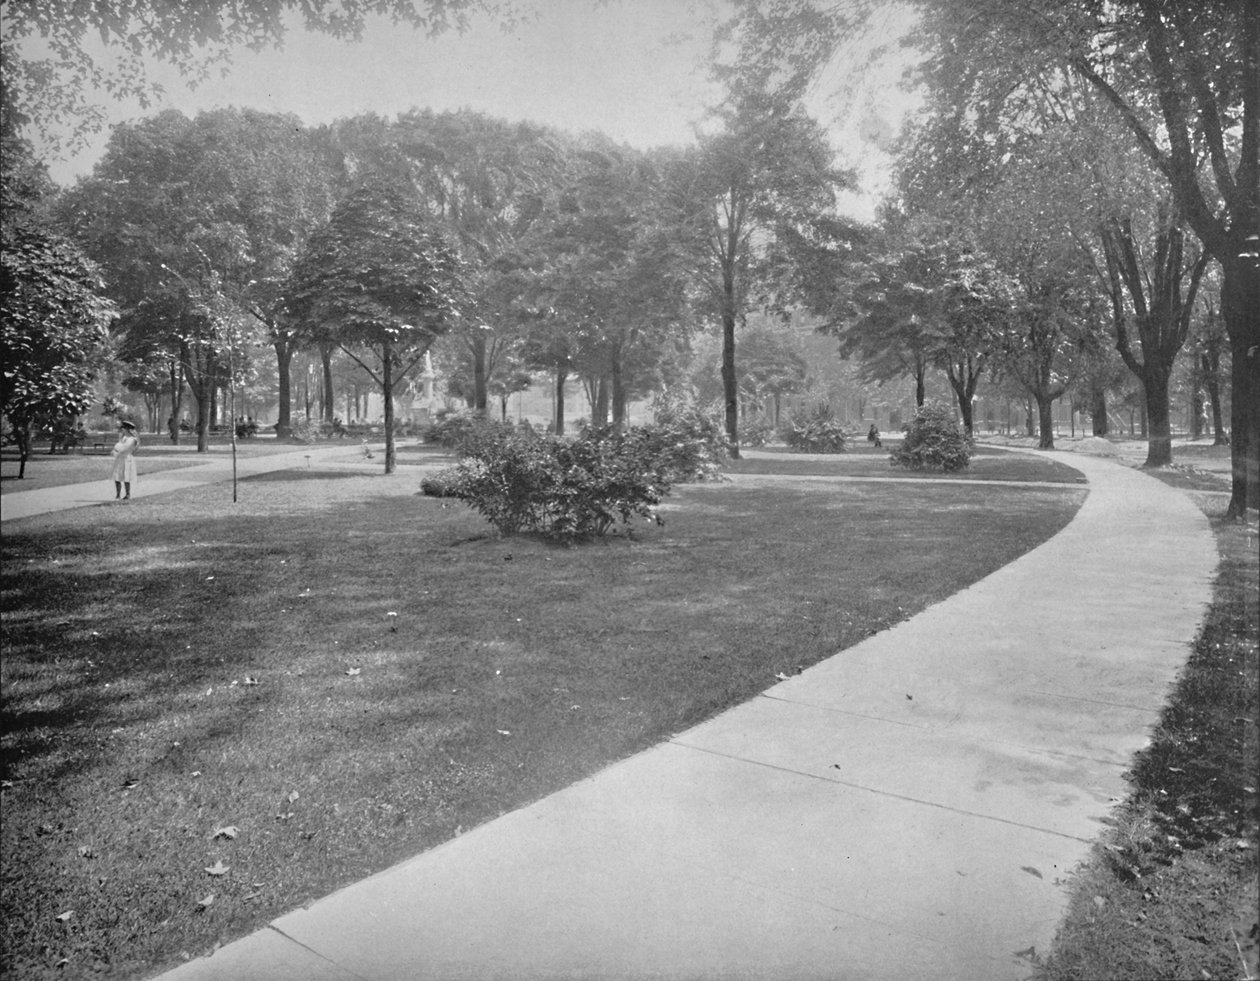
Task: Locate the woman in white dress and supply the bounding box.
[110,420,140,500]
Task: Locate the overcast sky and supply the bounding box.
[29,0,918,218]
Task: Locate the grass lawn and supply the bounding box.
[732,444,1087,483]
[1,440,322,494]
[1,458,1085,979]
[1038,501,1259,981]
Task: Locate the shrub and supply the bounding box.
[648,394,729,482]
[432,425,670,540]
[890,402,972,471]
[782,405,849,453]
[419,466,466,498]
[741,417,775,448]
[423,413,520,455]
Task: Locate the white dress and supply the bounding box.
[110,435,138,483]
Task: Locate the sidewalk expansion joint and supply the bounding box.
[263,924,374,981]
[758,692,1136,769]
[666,740,1095,844]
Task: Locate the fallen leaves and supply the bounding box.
[54,911,74,923]
[204,861,229,877]
[211,826,239,841]
[195,894,215,912]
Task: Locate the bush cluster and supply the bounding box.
[889,402,972,471]
[740,417,775,448]
[648,394,729,480]
[423,424,673,539]
[781,405,849,453]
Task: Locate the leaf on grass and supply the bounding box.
[287,790,300,804]
[242,891,261,902]
[55,910,74,922]
[196,894,214,911]
[1092,896,1106,908]
[1,780,13,789]
[77,845,95,859]
[276,812,295,821]
[774,672,791,681]
[204,861,229,876]
[1019,866,1043,879]
[496,729,511,736]
[345,667,361,677]
[211,826,239,840]
[243,676,259,686]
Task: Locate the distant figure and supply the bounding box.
[867,424,882,448]
[110,420,140,500]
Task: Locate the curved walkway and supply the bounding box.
[137,452,1210,980]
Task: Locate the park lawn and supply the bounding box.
[730,445,1088,483]
[2,468,1084,980]
[1038,502,1259,980]
[1,440,326,495]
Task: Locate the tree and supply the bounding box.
[1,0,509,151]
[64,109,299,450]
[718,0,1257,510]
[667,74,851,455]
[288,176,467,473]
[901,0,1257,502]
[1,131,114,476]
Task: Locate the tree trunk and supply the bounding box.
[1221,258,1260,516]
[1190,376,1205,440]
[1025,398,1036,438]
[472,333,488,415]
[554,368,567,435]
[1036,395,1055,449]
[721,306,740,457]
[611,351,626,430]
[194,388,211,452]
[321,344,335,423]
[1142,364,1174,467]
[1091,388,1108,436]
[382,339,396,474]
[13,420,31,478]
[167,361,184,445]
[595,375,610,427]
[914,367,926,408]
[274,340,293,438]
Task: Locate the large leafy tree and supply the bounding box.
[1,125,114,476]
[288,176,467,473]
[64,108,327,448]
[321,110,561,417]
[667,86,850,455]
[741,0,1257,509]
[535,138,694,429]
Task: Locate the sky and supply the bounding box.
[26,0,919,218]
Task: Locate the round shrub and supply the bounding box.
[890,402,972,471]
[782,405,848,454]
[741,417,775,448]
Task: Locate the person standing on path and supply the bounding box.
[110,420,139,500]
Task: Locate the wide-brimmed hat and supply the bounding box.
[118,420,137,431]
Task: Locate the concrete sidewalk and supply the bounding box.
[139,451,1213,981]
[0,443,380,522]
